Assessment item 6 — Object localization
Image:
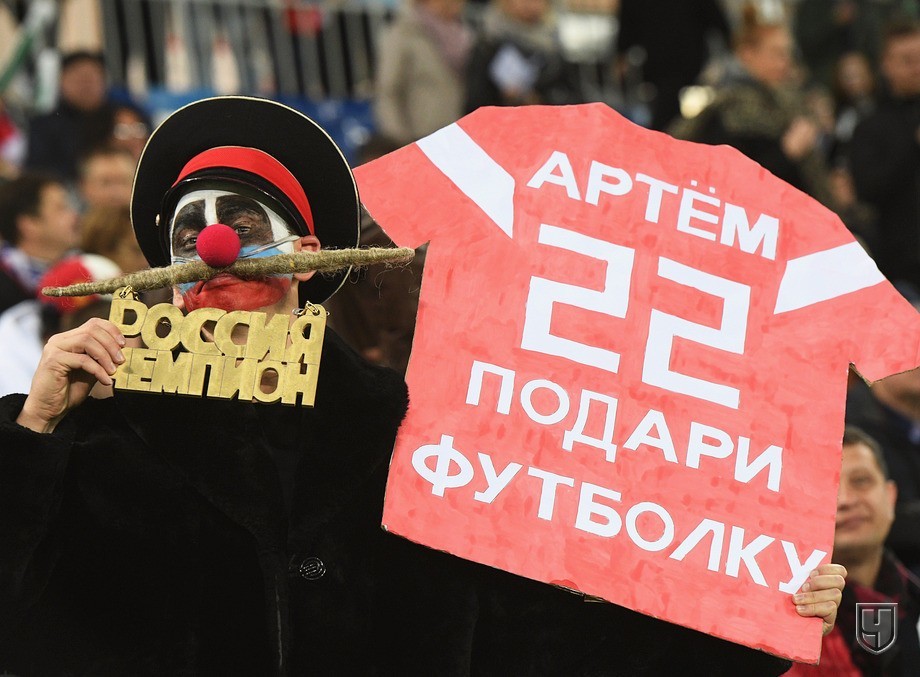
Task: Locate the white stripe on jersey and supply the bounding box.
[417,124,516,238]
[775,241,885,314]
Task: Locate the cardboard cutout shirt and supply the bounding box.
[354,104,920,662]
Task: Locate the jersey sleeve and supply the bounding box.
[773,240,920,382]
[354,119,518,250]
[847,282,920,383]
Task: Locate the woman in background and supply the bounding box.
[79,205,147,275]
[374,0,472,144]
[671,4,833,207]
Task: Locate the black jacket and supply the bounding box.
[0,331,792,676]
[0,331,487,674]
[848,92,920,291]
[25,100,115,182]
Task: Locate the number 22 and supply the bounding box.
[521,224,751,409]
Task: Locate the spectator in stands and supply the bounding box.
[807,54,880,244]
[615,0,730,131]
[0,174,79,314]
[670,3,834,207]
[847,355,920,577]
[464,0,582,112]
[374,0,472,144]
[78,146,136,211]
[25,51,115,182]
[109,103,151,162]
[79,205,147,275]
[831,51,877,162]
[848,17,920,295]
[787,427,920,676]
[803,83,838,161]
[0,254,121,398]
[793,0,915,89]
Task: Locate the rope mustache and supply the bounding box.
[42,247,416,298]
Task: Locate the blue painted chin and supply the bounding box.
[177,241,295,294]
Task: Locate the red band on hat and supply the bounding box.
[173,146,315,235]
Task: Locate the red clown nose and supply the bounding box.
[196,223,241,267]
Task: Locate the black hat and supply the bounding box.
[131,96,360,304]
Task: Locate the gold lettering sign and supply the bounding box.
[109,294,327,406]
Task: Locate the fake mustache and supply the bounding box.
[42,247,415,298]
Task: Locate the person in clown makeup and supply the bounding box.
[0,97,845,676]
[168,188,313,313]
[0,97,464,675]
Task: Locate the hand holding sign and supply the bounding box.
[17,318,126,433]
[792,563,847,636]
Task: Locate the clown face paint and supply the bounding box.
[170,189,300,311]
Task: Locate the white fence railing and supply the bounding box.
[0,0,619,105]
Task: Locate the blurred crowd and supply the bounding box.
[0,0,919,672]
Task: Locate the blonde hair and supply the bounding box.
[79,205,135,259]
[734,2,788,51]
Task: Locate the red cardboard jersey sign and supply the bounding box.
[354,104,920,662]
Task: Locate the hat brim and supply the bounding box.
[131,96,360,304]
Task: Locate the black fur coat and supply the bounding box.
[0,332,792,676]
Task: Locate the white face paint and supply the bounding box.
[169,188,299,264]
